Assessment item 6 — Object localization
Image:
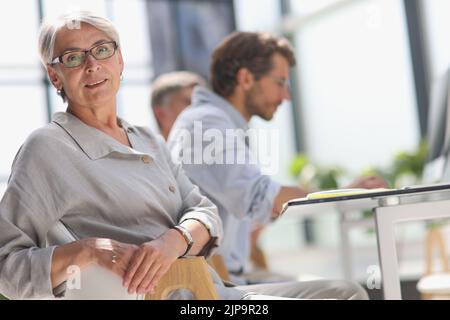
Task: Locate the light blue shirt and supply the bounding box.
[168,87,281,283]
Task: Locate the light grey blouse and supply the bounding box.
[0,112,237,299]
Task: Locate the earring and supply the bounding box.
[120,74,124,82]
[57,88,62,95]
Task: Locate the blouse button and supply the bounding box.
[141,155,151,164]
[169,185,176,193]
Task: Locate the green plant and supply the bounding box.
[360,141,428,189]
[289,153,344,191]
[359,141,430,228]
[290,142,428,191]
[289,141,435,232]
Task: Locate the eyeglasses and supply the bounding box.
[268,76,290,89]
[50,41,118,68]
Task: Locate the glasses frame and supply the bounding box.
[268,76,290,89]
[50,41,118,68]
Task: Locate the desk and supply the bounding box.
[282,183,450,300]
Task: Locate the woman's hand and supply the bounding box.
[123,229,187,295]
[81,238,138,279]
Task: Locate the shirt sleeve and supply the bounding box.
[0,133,63,299]
[156,135,223,258]
[168,112,281,225]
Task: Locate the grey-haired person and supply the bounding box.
[151,71,206,140]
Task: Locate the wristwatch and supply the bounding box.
[173,225,194,257]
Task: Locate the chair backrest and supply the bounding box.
[207,255,231,282]
[425,227,450,275]
[250,245,269,271]
[146,257,219,300]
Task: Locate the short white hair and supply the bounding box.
[38,10,121,67]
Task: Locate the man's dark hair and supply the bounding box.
[210,32,296,97]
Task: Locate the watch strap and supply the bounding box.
[173,225,194,257]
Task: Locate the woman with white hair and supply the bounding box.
[0,11,366,300]
[0,11,224,300]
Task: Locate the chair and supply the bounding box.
[250,244,269,271]
[47,221,218,300]
[147,257,218,300]
[207,255,231,282]
[416,226,450,299]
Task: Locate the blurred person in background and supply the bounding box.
[151,71,206,140]
[168,31,386,288]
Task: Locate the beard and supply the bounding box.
[244,86,278,121]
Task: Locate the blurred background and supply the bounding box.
[2,0,450,299]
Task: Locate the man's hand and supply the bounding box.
[345,175,388,189]
[122,229,186,294]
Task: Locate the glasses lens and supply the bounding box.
[92,42,116,60]
[273,77,289,88]
[62,52,85,68]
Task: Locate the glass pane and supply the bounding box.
[176,1,234,77]
[110,0,151,67]
[118,85,158,133]
[43,0,107,20]
[0,182,7,199]
[250,101,297,184]
[422,0,450,80]
[0,86,47,178]
[289,0,348,16]
[49,86,67,113]
[0,0,40,66]
[294,0,419,174]
[0,67,41,84]
[234,0,281,31]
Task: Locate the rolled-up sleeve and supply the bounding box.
[157,136,223,257]
[0,135,61,299]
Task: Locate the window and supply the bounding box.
[0,1,46,181]
[421,0,450,81]
[0,87,47,178]
[0,0,156,194]
[292,0,419,175]
[285,0,423,278]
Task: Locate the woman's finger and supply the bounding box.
[136,261,163,294]
[144,264,170,294]
[123,248,146,288]
[127,251,158,294]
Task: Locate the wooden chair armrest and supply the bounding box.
[146,256,219,300]
[207,255,231,282]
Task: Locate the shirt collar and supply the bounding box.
[192,86,249,131]
[52,112,153,160]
